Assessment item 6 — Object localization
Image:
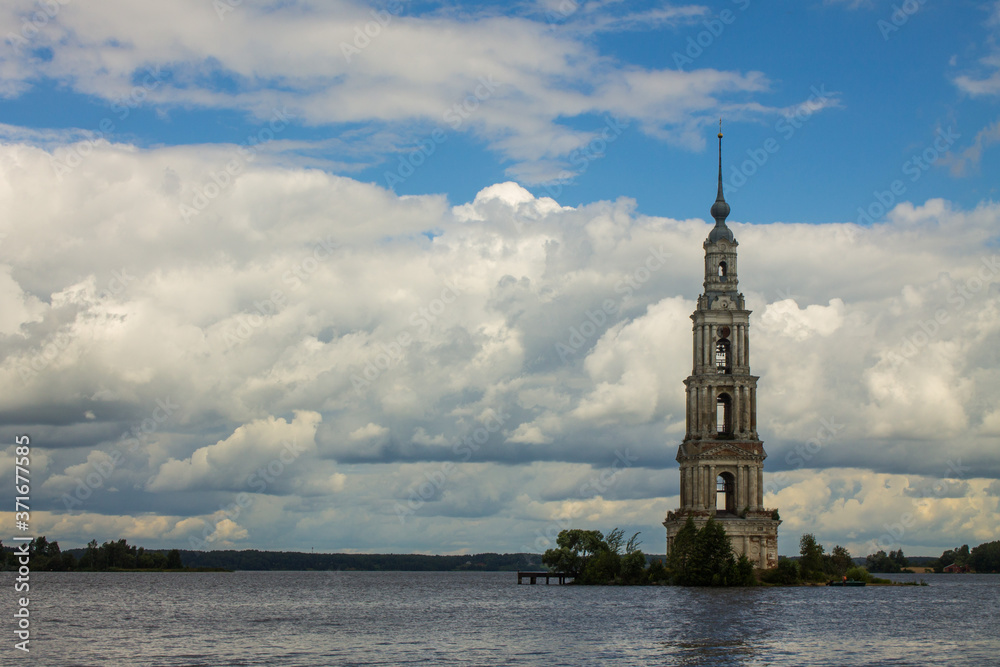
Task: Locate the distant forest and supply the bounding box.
[4,536,997,574]
[166,549,544,572]
[0,537,544,572]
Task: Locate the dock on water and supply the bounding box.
[517,571,573,585]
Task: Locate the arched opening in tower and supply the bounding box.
[716,392,733,435]
[716,472,736,514]
[718,261,727,277]
[715,338,731,374]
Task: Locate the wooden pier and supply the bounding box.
[517,571,573,585]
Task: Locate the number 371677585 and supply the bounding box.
[15,434,30,514]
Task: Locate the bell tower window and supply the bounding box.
[718,261,727,277]
[715,338,731,374]
[716,392,733,435]
[717,472,736,513]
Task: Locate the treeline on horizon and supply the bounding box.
[858,542,1000,574]
[0,537,544,572]
[4,535,997,574]
[173,549,543,571]
[1,537,183,571]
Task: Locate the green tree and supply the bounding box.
[759,557,799,585]
[667,518,755,586]
[691,518,737,586]
[866,549,904,573]
[620,551,647,584]
[542,529,606,579]
[618,532,646,585]
[646,558,668,584]
[970,541,1000,573]
[932,547,956,572]
[798,534,825,579]
[584,548,620,583]
[543,528,647,584]
[732,554,757,586]
[604,528,625,555]
[954,544,970,566]
[666,517,699,582]
[166,549,183,569]
[827,545,853,577]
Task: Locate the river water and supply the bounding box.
[4,571,999,666]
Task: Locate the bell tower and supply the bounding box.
[663,123,780,569]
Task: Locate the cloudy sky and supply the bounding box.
[1,0,999,559]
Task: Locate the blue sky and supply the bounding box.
[1,0,999,558]
[3,0,997,220]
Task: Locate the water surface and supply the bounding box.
[5,571,998,666]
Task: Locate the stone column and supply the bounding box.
[750,465,757,511]
[739,465,747,510]
[732,324,740,370]
[709,464,716,511]
[757,467,764,508]
[744,326,750,367]
[692,326,698,371]
[702,325,710,368]
[735,465,742,510]
[697,386,705,434]
[684,388,689,435]
[734,385,742,434]
[707,385,714,435]
[709,325,716,369]
[741,386,749,435]
[739,324,745,366]
[741,324,747,366]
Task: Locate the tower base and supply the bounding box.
[663,510,780,569]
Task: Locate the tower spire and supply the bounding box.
[711,119,730,226]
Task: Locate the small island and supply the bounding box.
[537,521,994,587]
